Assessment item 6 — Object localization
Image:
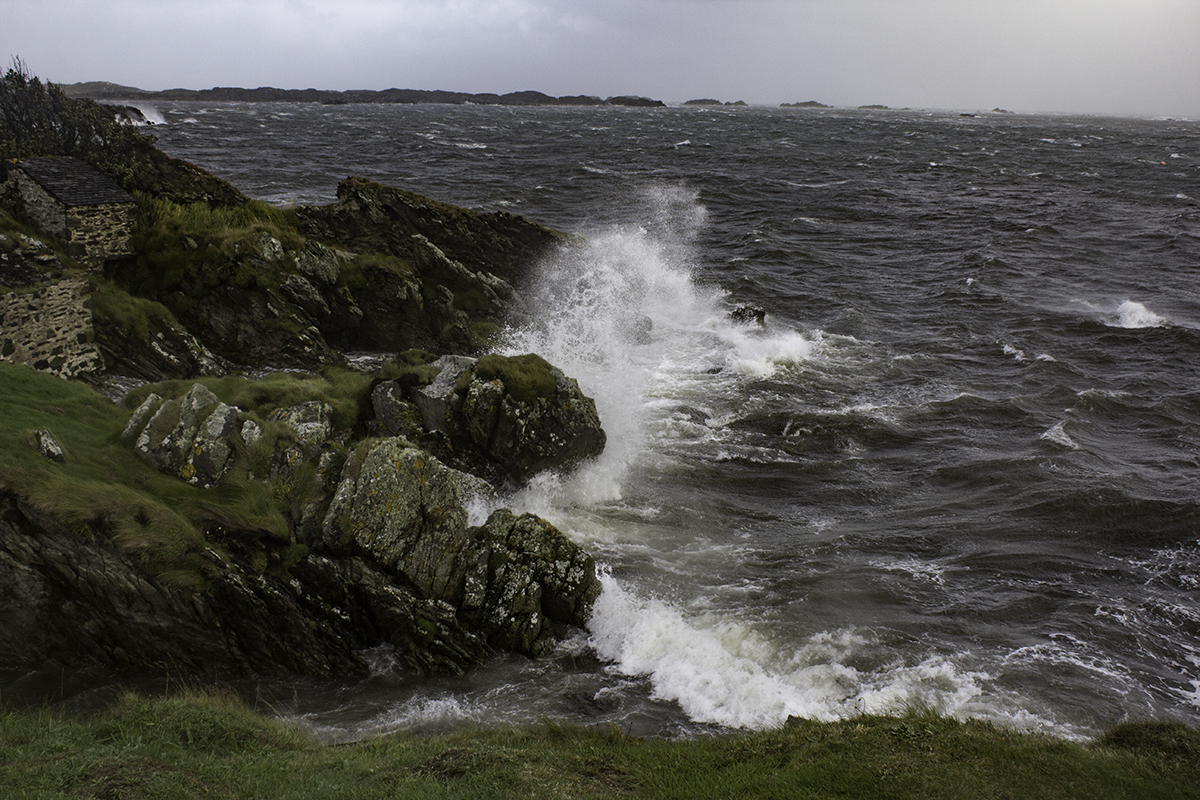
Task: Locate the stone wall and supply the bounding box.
[0,277,104,378]
[12,172,68,241]
[65,202,137,265]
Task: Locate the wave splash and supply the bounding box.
[493,184,1006,732]
[588,575,1003,730]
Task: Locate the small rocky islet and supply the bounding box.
[0,87,609,683]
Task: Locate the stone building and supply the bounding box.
[10,157,136,268]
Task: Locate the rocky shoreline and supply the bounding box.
[0,103,611,683]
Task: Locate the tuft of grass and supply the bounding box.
[379,349,441,386]
[468,353,558,405]
[122,193,304,301]
[126,366,374,434]
[1,695,1197,800]
[88,277,185,340]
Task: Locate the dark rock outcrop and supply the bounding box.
[388,353,606,483]
[92,376,605,675]
[322,437,600,657]
[0,491,491,678]
[298,176,570,291]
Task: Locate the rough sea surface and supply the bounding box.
[138,102,1200,741]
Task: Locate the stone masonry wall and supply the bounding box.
[12,173,68,241]
[65,202,137,266]
[0,277,104,378]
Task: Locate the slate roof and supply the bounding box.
[17,157,135,207]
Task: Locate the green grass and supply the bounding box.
[125,366,375,434]
[0,691,1195,799]
[0,362,292,585]
[121,194,304,302]
[88,277,185,340]
[468,353,558,405]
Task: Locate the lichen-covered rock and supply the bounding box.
[371,380,424,439]
[320,437,600,658]
[33,429,65,462]
[468,508,601,656]
[322,438,477,606]
[268,400,336,487]
[270,400,333,448]
[410,355,478,432]
[133,383,242,488]
[445,354,606,482]
[293,240,343,286]
[122,393,164,440]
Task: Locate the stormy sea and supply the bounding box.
[141,101,1199,741]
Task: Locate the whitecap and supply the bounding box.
[1003,343,1028,362]
[1115,300,1167,328]
[1040,421,1078,449]
[128,104,166,126]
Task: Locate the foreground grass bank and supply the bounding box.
[1,692,1196,799]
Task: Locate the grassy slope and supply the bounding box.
[0,691,1196,799]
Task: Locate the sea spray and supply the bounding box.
[488,186,1010,732]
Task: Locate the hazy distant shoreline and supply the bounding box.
[62,82,669,108]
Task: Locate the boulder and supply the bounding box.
[468,508,601,656]
[33,429,65,462]
[410,355,478,432]
[268,400,336,487]
[320,437,600,657]
[270,400,333,448]
[133,383,242,488]
[444,354,606,482]
[371,380,424,439]
[322,438,475,604]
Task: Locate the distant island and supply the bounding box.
[62,82,667,108]
[683,98,748,107]
[781,100,831,108]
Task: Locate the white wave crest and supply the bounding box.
[587,575,998,730]
[1040,421,1078,449]
[1115,300,1167,328]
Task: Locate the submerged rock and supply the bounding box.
[730,305,766,326]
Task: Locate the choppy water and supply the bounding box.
[118,103,1200,739]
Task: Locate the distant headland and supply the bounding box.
[62,82,667,108]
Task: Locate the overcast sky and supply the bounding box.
[4,0,1198,117]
